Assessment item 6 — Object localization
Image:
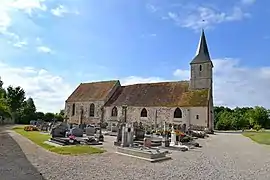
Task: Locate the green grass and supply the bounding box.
[12,126,105,155]
[243,131,270,145]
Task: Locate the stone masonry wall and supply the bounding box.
[103,106,208,129]
[65,101,104,125]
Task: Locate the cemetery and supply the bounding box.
[13,118,210,161]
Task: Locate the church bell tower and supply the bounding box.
[189,29,213,90]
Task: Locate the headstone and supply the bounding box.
[70,127,83,137]
[126,124,134,146]
[51,122,69,138]
[181,124,187,133]
[111,126,118,132]
[170,129,177,146]
[86,126,95,136]
[30,120,37,126]
[120,123,134,147]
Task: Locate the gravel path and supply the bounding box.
[0,127,45,180]
[6,129,270,180]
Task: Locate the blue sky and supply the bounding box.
[1,0,270,112]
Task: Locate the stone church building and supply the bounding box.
[64,30,214,131]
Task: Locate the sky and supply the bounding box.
[0,0,270,113]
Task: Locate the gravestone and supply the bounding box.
[51,122,69,138]
[181,124,187,133]
[70,127,83,137]
[40,122,49,131]
[121,123,134,147]
[170,129,177,146]
[30,120,37,126]
[85,126,95,136]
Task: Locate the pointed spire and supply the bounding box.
[190,29,212,65]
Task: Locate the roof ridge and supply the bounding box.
[81,80,119,84]
[123,80,189,86]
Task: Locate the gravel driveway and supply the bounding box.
[0,127,45,180]
[5,129,270,180]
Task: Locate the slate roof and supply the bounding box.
[66,80,119,102]
[105,81,209,107]
[190,29,213,66]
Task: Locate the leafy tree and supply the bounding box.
[36,111,45,120]
[6,86,26,122]
[19,98,37,124]
[216,111,233,130]
[247,106,269,128]
[43,112,55,122]
[0,98,11,119]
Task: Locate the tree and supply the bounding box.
[247,106,270,128]
[0,98,11,119]
[216,111,233,130]
[19,98,37,124]
[6,86,26,122]
[44,112,55,122]
[36,111,45,120]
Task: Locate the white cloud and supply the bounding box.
[51,5,68,17]
[0,0,47,32]
[51,5,79,17]
[0,61,73,112]
[37,46,52,53]
[167,6,250,31]
[8,0,47,15]
[0,0,48,49]
[148,1,255,31]
[12,40,28,48]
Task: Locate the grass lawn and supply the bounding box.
[243,131,270,145]
[12,126,105,155]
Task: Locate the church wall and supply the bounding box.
[103,106,208,130]
[189,107,208,128]
[65,101,104,125]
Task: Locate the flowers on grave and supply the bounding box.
[68,135,76,140]
[24,125,39,131]
[68,135,76,143]
[175,130,185,136]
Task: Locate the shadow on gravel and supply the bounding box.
[0,131,45,180]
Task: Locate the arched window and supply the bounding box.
[111,106,118,117]
[199,65,202,71]
[140,108,147,117]
[89,103,95,117]
[174,108,182,118]
[72,103,75,116]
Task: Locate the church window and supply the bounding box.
[89,103,95,117]
[174,108,182,118]
[199,65,202,71]
[196,115,199,119]
[111,106,118,117]
[72,103,75,116]
[140,108,147,117]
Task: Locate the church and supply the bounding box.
[64,30,214,131]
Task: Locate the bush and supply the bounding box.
[24,125,39,131]
[253,124,262,131]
